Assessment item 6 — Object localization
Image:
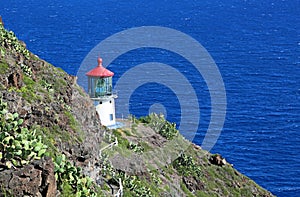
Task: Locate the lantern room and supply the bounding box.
[86,57,114,98]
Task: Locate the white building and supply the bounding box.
[86,57,117,126]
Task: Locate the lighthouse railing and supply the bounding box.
[90,91,118,101]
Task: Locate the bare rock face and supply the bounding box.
[0,157,56,197]
[7,71,23,88]
[183,176,204,193]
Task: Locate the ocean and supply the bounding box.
[1,0,299,196]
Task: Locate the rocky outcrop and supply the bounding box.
[209,154,227,166]
[0,157,56,197]
[183,176,205,192]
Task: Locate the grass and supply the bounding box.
[64,110,84,142]
[0,59,8,74]
[0,46,6,57]
[101,129,132,157]
[180,181,195,197]
[33,124,85,158]
[60,182,73,197]
[23,75,34,86]
[99,120,273,197]
[113,129,130,148]
[0,84,5,91]
[139,141,153,152]
[122,128,132,136]
[7,75,43,103]
[19,86,41,103]
[53,78,67,91]
[75,84,85,96]
[195,190,210,197]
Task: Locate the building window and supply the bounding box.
[110,114,113,121]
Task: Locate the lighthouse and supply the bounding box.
[86,57,117,126]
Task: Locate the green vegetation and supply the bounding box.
[172,153,201,177]
[0,186,13,197]
[98,153,154,196]
[34,126,58,158]
[7,75,43,103]
[0,59,8,74]
[20,63,32,77]
[0,46,6,57]
[64,110,83,142]
[40,79,54,92]
[139,113,178,140]
[122,177,152,197]
[0,98,98,196]
[127,142,144,154]
[54,154,97,197]
[98,115,272,196]
[0,91,273,196]
[0,98,47,169]
[109,129,131,157]
[0,25,30,59]
[180,181,195,197]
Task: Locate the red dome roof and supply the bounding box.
[85,57,114,77]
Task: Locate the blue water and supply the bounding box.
[1,0,299,196]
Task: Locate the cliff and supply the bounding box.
[0,22,274,196]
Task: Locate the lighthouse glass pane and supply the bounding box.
[105,77,112,95]
[90,78,96,97]
[95,78,105,97]
[93,77,112,97]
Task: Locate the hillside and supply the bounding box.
[0,22,274,196]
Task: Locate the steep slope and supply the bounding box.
[0,21,104,196]
[0,22,274,196]
[96,115,274,196]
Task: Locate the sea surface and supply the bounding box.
[1,0,299,196]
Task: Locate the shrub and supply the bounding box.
[0,98,47,169]
[172,153,201,177]
[53,154,97,197]
[139,113,178,140]
[128,142,144,154]
[0,25,30,59]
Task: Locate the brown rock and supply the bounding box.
[183,176,204,193]
[0,157,57,197]
[0,16,3,26]
[209,154,227,166]
[7,71,23,89]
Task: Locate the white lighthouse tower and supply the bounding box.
[86,57,117,126]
